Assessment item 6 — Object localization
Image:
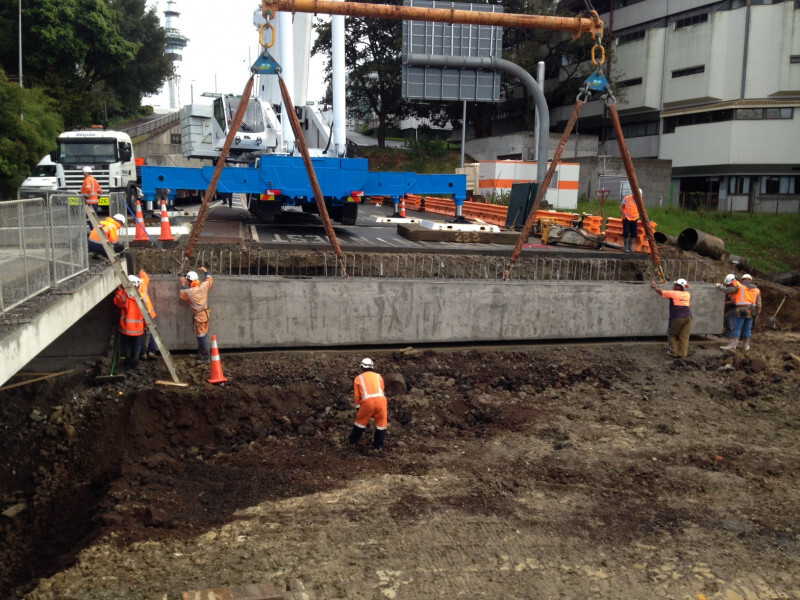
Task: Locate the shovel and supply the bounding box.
[768,294,789,329]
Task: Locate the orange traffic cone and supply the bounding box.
[400,196,406,218]
[207,335,228,384]
[133,200,149,242]
[158,200,175,241]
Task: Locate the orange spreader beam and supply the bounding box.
[263,0,603,38]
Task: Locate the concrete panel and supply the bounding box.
[0,269,122,386]
[147,277,723,351]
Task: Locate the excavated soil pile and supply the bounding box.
[2,308,800,599]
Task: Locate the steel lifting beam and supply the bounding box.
[262,0,603,37]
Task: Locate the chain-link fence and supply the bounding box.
[0,195,93,314]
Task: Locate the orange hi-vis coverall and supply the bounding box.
[179,274,213,336]
[353,371,388,430]
[89,217,122,244]
[81,175,103,205]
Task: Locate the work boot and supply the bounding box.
[742,340,750,352]
[720,338,739,352]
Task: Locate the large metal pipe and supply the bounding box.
[407,54,549,185]
[654,231,676,246]
[263,0,603,37]
[677,228,725,260]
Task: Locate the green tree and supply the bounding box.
[0,0,170,128]
[312,0,416,148]
[0,68,63,199]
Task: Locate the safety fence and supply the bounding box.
[0,196,88,314]
[133,248,722,284]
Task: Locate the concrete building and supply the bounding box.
[558,0,800,213]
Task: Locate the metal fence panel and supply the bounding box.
[0,196,88,315]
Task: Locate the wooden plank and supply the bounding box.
[0,370,74,392]
[156,380,190,387]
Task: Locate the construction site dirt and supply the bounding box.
[1,280,799,599]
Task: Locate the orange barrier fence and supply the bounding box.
[392,196,658,254]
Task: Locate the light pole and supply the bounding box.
[18,0,23,119]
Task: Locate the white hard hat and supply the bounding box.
[127,274,142,286]
[83,166,92,174]
[360,357,375,370]
[742,273,752,281]
[186,271,199,281]
[674,278,688,289]
[724,274,736,285]
[112,213,125,223]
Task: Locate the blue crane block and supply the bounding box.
[141,156,466,205]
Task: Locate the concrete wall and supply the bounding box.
[571,156,673,206]
[11,277,724,377]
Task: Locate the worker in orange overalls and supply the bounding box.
[348,358,388,451]
[81,166,103,212]
[137,270,159,361]
[179,266,214,361]
[88,213,125,258]
[113,273,147,370]
[620,188,641,253]
[720,273,761,353]
[651,278,692,359]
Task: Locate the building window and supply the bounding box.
[791,56,800,64]
[618,77,643,87]
[672,65,705,78]
[735,107,793,120]
[675,13,709,29]
[662,109,734,133]
[605,120,659,140]
[761,176,798,195]
[170,133,181,145]
[728,176,751,195]
[617,30,646,45]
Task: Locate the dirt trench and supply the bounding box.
[2,324,800,599]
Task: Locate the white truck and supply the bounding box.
[20,155,66,191]
[51,126,139,207]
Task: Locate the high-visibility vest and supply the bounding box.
[734,283,760,306]
[89,218,121,244]
[665,290,690,307]
[138,270,156,318]
[621,194,640,221]
[113,288,145,336]
[81,175,102,204]
[354,371,386,407]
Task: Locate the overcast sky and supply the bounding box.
[144,0,327,111]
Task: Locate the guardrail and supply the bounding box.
[121,112,180,139]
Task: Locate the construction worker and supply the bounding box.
[720,273,761,352]
[113,274,147,370]
[137,270,159,361]
[620,188,641,253]
[81,166,103,211]
[88,213,125,258]
[179,266,213,361]
[348,358,388,451]
[717,273,741,340]
[651,278,692,358]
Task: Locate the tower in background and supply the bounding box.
[163,0,189,109]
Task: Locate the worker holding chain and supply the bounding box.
[179,267,214,362]
[651,278,692,359]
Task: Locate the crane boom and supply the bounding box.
[262,0,603,38]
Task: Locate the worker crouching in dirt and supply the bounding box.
[113,274,148,370]
[348,358,388,451]
[179,267,213,362]
[651,278,692,359]
[720,273,761,352]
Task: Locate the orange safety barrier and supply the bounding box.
[582,215,603,235]
[404,194,423,210]
[605,218,657,254]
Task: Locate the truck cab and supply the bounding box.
[52,126,139,207]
